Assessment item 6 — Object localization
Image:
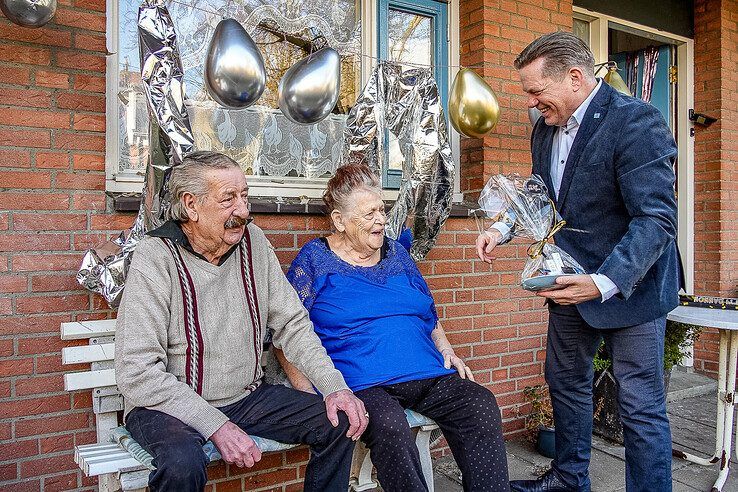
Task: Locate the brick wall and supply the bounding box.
[691,0,738,376]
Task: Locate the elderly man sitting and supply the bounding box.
[115,151,368,491]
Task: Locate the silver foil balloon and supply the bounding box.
[205,18,266,109]
[343,62,454,261]
[0,0,56,28]
[78,1,196,307]
[278,47,341,125]
[528,107,542,125]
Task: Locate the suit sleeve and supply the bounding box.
[596,104,678,299]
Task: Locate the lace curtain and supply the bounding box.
[116,0,361,178]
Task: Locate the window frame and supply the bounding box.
[104,0,462,201]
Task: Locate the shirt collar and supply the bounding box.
[147,219,251,266]
[564,78,603,129]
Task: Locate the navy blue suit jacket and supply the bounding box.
[531,82,681,329]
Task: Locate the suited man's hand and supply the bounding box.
[536,275,600,305]
[476,229,503,264]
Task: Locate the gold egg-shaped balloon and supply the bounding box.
[448,68,500,138]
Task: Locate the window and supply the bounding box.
[106,0,459,198]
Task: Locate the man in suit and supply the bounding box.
[476,32,680,492]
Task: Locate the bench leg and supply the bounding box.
[350,440,378,491]
[98,473,122,492]
[416,426,435,492]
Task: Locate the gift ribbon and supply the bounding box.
[526,216,566,260]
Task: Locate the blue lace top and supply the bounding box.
[287,237,454,392]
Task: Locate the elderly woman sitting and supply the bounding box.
[281,164,510,492]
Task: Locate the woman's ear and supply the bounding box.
[331,209,345,232]
[183,192,199,222]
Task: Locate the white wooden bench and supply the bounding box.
[61,319,441,491]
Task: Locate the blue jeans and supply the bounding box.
[125,383,355,492]
[546,304,672,492]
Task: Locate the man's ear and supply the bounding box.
[331,209,345,232]
[569,67,584,91]
[182,192,199,222]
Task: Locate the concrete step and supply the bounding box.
[667,368,717,402]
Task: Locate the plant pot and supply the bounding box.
[593,367,672,445]
[536,425,556,458]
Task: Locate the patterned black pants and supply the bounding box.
[355,373,510,492]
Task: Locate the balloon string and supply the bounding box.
[161,0,500,71]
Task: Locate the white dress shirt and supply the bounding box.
[492,80,620,302]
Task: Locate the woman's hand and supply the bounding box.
[441,348,475,382]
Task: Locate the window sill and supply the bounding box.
[112,194,477,218]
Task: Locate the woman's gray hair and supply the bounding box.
[167,151,241,222]
[514,31,595,79]
[323,164,382,214]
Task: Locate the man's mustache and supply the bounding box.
[224,215,247,229]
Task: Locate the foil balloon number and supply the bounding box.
[448,68,500,138]
[1,0,56,28]
[278,47,341,125]
[205,18,266,109]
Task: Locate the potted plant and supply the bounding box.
[592,319,702,443]
[523,385,556,458]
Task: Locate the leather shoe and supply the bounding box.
[509,469,575,492]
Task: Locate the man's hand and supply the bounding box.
[441,348,475,381]
[536,274,601,305]
[476,229,503,264]
[210,421,262,468]
[325,389,368,441]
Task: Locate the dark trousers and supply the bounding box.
[546,304,672,492]
[125,383,355,492]
[355,373,510,492]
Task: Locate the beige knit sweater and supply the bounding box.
[115,223,348,439]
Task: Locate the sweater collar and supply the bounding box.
[147,219,251,266]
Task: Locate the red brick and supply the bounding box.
[0,233,70,252]
[0,394,70,419]
[42,471,79,492]
[13,214,87,231]
[0,88,51,108]
[0,338,14,356]
[20,453,76,479]
[0,274,27,293]
[35,70,71,89]
[0,314,70,337]
[0,439,39,460]
[73,113,105,132]
[0,129,51,150]
[0,64,31,85]
[56,172,104,190]
[16,293,88,314]
[74,0,106,11]
[0,462,16,482]
[53,8,106,32]
[31,273,80,292]
[0,149,31,168]
[0,479,41,492]
[36,153,70,170]
[12,253,84,272]
[40,434,75,455]
[73,32,106,52]
[55,93,105,113]
[90,213,136,230]
[0,44,50,65]
[73,74,105,93]
[56,50,106,72]
[53,131,105,152]
[73,153,104,171]
[15,411,90,438]
[16,374,64,396]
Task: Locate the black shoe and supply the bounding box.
[509,469,575,492]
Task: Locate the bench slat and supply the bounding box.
[61,319,116,340]
[64,369,116,391]
[84,455,144,476]
[62,343,115,364]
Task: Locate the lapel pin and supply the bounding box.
[594,113,601,119]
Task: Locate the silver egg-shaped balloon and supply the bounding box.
[528,107,543,125]
[1,0,56,28]
[205,18,266,109]
[278,47,341,125]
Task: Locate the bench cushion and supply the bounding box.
[110,426,298,470]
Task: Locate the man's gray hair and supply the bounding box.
[167,151,241,222]
[514,31,595,79]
